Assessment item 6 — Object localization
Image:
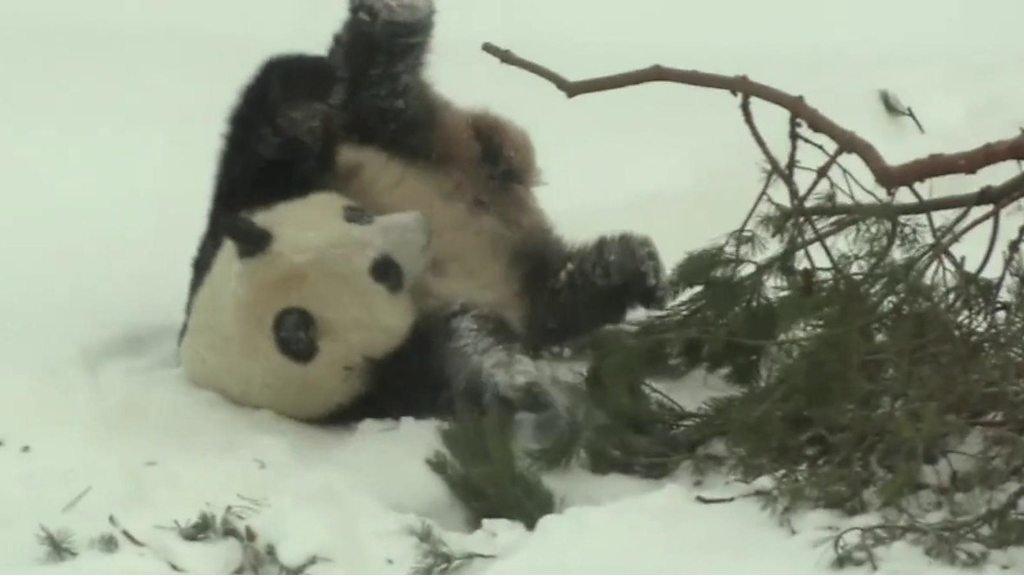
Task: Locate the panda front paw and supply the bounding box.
[586,234,667,309]
[348,0,435,40]
[330,0,435,90]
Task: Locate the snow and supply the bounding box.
[1,0,1023,572]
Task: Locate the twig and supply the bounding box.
[108,515,145,547]
[481,43,1024,188]
[785,114,800,178]
[757,216,861,275]
[798,146,844,205]
[740,96,815,269]
[905,184,962,274]
[929,182,1024,262]
[741,96,843,274]
[797,135,882,202]
[108,515,184,572]
[992,224,1024,303]
[236,493,266,508]
[695,489,770,505]
[738,173,774,233]
[641,381,697,420]
[974,209,1001,278]
[740,97,800,202]
[783,171,1024,218]
[60,486,93,514]
[695,495,739,504]
[860,218,900,280]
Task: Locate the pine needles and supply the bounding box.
[427,409,556,530]
[408,522,494,574]
[37,525,77,563]
[34,500,323,574]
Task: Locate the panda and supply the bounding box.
[182,0,664,421]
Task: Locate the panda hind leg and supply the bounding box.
[211,55,340,216]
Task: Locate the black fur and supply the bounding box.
[369,254,404,293]
[521,234,665,348]
[327,0,438,160]
[187,2,438,318]
[328,307,564,423]
[329,311,454,422]
[185,55,338,318]
[221,215,273,259]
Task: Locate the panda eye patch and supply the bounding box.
[273,307,319,364]
[370,255,404,293]
[344,205,375,225]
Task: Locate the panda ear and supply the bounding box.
[220,215,272,259]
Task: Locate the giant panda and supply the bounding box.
[181,0,664,420]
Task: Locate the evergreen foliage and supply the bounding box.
[427,408,556,530]
[37,525,77,563]
[34,502,323,573]
[408,522,494,574]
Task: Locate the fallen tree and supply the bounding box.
[430,42,1024,569]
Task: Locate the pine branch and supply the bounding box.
[409,522,494,574]
[37,525,77,563]
[782,172,1024,218]
[484,37,1024,570]
[427,410,556,530]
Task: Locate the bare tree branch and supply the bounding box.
[925,178,1024,268]
[782,172,1024,218]
[481,43,1024,189]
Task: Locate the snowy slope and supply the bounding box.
[1,0,1023,572]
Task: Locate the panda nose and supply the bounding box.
[273,307,319,364]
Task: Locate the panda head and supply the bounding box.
[181,191,430,421]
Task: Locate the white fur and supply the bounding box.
[181,192,428,421]
[336,144,532,330]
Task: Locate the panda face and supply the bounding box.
[242,193,431,364]
[181,191,430,420]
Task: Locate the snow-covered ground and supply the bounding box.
[1,0,1022,572]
